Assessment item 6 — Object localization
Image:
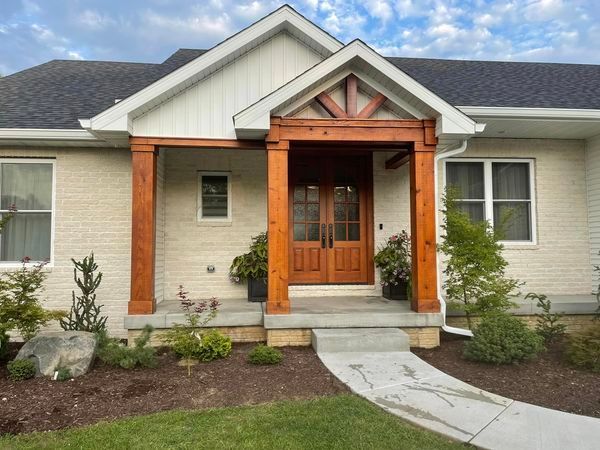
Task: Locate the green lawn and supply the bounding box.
[0,395,466,449]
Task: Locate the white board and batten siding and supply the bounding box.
[133,32,323,139]
[586,134,600,276]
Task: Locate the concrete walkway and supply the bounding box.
[318,351,600,449]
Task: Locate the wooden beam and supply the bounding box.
[266,139,290,314]
[385,151,410,169]
[316,92,348,118]
[129,136,265,149]
[345,74,358,118]
[129,144,158,315]
[409,143,439,313]
[357,93,387,118]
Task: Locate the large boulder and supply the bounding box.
[15,331,97,377]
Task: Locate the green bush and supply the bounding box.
[197,330,232,362]
[464,313,544,364]
[55,367,72,381]
[0,261,65,340]
[248,344,283,365]
[526,292,566,343]
[7,359,36,381]
[566,325,600,372]
[97,325,157,370]
[0,329,8,360]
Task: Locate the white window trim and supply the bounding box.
[0,158,56,267]
[197,171,232,223]
[443,158,537,246]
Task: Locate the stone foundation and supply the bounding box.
[127,326,441,349]
[127,325,267,347]
[266,329,313,347]
[446,314,597,333]
[403,327,440,349]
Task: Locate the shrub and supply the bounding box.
[97,325,157,370]
[7,359,36,381]
[439,189,521,329]
[229,232,268,283]
[60,253,108,333]
[0,329,8,360]
[0,260,65,340]
[464,313,544,364]
[526,292,566,343]
[248,344,283,365]
[566,325,600,372]
[164,286,223,374]
[197,330,232,362]
[55,367,72,381]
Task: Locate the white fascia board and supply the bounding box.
[0,128,99,141]
[458,106,600,121]
[234,40,479,137]
[87,6,343,133]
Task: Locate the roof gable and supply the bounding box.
[234,40,481,140]
[84,5,343,142]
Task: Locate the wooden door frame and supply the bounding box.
[288,152,374,286]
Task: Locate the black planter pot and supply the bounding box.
[247,277,267,302]
[382,280,409,301]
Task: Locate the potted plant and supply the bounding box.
[374,231,411,300]
[229,232,268,302]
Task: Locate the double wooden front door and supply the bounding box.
[289,155,370,284]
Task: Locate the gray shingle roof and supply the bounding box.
[387,57,600,110]
[1,47,599,130]
[0,50,206,129]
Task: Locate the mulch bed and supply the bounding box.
[413,333,600,419]
[0,343,348,435]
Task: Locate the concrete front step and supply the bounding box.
[311,328,410,353]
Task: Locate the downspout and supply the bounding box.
[434,140,473,337]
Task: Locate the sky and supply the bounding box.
[1,0,599,76]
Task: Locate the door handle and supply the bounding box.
[328,224,334,248]
[321,224,326,249]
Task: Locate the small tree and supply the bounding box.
[60,253,107,333]
[0,259,64,340]
[526,292,566,343]
[439,188,521,329]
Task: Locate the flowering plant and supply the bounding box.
[373,231,411,286]
[163,285,227,375]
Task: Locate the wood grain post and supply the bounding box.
[409,142,439,313]
[266,123,290,314]
[129,144,158,315]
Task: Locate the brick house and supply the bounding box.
[1,5,598,346]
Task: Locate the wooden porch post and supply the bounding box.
[409,141,439,313]
[266,120,290,314]
[128,144,158,315]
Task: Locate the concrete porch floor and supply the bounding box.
[124,296,443,330]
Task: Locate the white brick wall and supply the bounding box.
[0,147,132,337]
[161,148,267,300]
[440,138,593,295]
[0,138,590,337]
[585,135,600,292]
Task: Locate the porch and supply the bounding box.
[124,296,443,348]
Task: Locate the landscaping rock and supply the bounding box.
[15,331,97,377]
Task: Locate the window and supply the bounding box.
[445,159,535,243]
[197,172,231,222]
[0,159,55,263]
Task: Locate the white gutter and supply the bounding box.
[434,140,473,337]
[0,128,99,141]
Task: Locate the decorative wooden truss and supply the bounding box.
[314,74,389,119]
